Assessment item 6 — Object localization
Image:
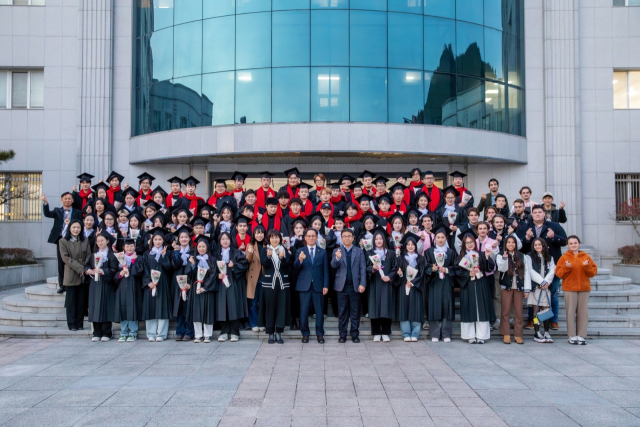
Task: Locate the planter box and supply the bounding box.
[0,264,45,288]
[613,264,640,284]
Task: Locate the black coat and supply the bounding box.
[85,250,117,322]
[170,249,194,318]
[522,220,567,263]
[113,259,142,322]
[452,253,495,323]
[43,204,83,243]
[258,247,291,330]
[186,255,218,324]
[133,249,174,320]
[424,247,456,321]
[395,254,426,323]
[365,249,398,320]
[434,205,467,249]
[215,247,249,322]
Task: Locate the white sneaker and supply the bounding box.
[492,320,501,330]
[259,327,265,332]
[194,338,202,343]
[203,337,211,343]
[155,337,163,342]
[477,340,485,344]
[443,338,451,343]
[431,338,439,343]
[577,336,587,345]
[373,335,381,342]
[404,337,411,342]
[534,331,546,343]
[568,336,579,345]
[230,334,239,342]
[91,337,100,342]
[100,336,110,342]
[148,337,155,342]
[468,339,476,344]
[544,332,553,343]
[382,335,391,342]
[218,334,229,342]
[252,327,259,332]
[411,337,418,342]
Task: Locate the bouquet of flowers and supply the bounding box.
[470,253,483,279]
[144,221,153,231]
[93,253,103,281]
[130,229,140,239]
[458,257,473,271]
[407,225,419,235]
[282,236,291,250]
[114,252,129,277]
[447,212,457,235]
[392,234,402,248]
[150,269,161,297]
[369,254,386,279]
[317,234,326,250]
[176,275,189,301]
[216,261,230,288]
[324,226,331,235]
[361,238,372,251]
[405,265,419,296]
[196,267,208,291]
[461,191,472,205]
[435,252,446,279]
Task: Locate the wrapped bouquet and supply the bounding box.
[216,261,230,288]
[93,253,103,281]
[176,275,188,301]
[150,269,161,297]
[114,252,128,277]
[435,252,446,279]
[369,254,385,279]
[405,265,419,296]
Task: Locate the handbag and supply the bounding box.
[534,288,554,322]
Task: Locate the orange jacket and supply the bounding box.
[556,251,598,292]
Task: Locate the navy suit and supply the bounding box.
[294,245,329,337]
[331,245,367,339]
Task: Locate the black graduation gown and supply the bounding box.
[215,247,250,322]
[395,254,426,323]
[113,260,142,322]
[213,221,236,243]
[452,253,495,323]
[281,214,305,238]
[345,219,363,244]
[186,257,218,325]
[258,247,291,330]
[133,250,173,320]
[424,247,456,321]
[170,249,194,319]
[365,249,399,320]
[434,205,467,248]
[85,251,117,323]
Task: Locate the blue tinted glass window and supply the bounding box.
[456,21,484,77]
[388,12,422,70]
[174,0,202,24]
[174,21,202,78]
[273,0,310,10]
[311,11,349,66]
[506,34,522,87]
[172,75,202,128]
[388,69,423,123]
[273,11,311,67]
[456,0,483,25]
[424,16,455,73]
[149,27,173,82]
[273,68,311,122]
[152,0,174,31]
[456,76,484,129]
[236,69,271,123]
[236,12,271,69]
[485,81,505,132]
[350,0,386,11]
[203,0,235,17]
[424,0,454,19]
[132,84,150,136]
[311,0,348,9]
[350,11,387,67]
[508,86,524,136]
[350,67,387,122]
[135,3,151,37]
[484,0,503,30]
[202,71,235,125]
[388,0,423,14]
[423,72,456,126]
[203,16,235,73]
[150,81,175,131]
[236,0,270,13]
[133,36,152,88]
[311,67,349,121]
[484,28,503,81]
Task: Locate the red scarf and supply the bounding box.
[235,233,251,251]
[136,190,152,206]
[322,215,334,228]
[286,185,299,199]
[301,199,313,217]
[185,193,204,213]
[79,189,92,208]
[345,215,359,228]
[423,186,441,212]
[106,185,121,204]
[363,187,375,196]
[391,202,408,214]
[255,187,276,210]
[330,195,343,204]
[207,191,230,207]
[378,209,393,219]
[315,186,325,195]
[455,186,469,199]
[403,188,411,206]
[409,180,424,192]
[261,213,281,231]
[166,191,183,208]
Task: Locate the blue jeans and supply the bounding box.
[146,319,169,339]
[176,315,194,338]
[120,320,139,337]
[249,283,262,328]
[550,276,560,322]
[400,321,422,339]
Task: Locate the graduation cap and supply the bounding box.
[433,224,449,237]
[143,201,163,212]
[198,203,216,214]
[375,194,392,205]
[258,171,275,179]
[405,207,421,219]
[388,211,406,225]
[356,194,374,204]
[457,227,479,242]
[289,197,302,206]
[91,182,110,194]
[284,167,300,177]
[97,231,117,246]
[173,227,192,238]
[147,227,168,241]
[102,209,118,220]
[319,202,332,211]
[137,172,155,184]
[265,197,278,206]
[106,171,125,183]
[371,225,389,239]
[348,181,363,190]
[307,212,325,226]
[359,170,376,179]
[389,182,408,194]
[127,211,143,221]
[219,202,237,217]
[167,176,183,184]
[235,214,252,225]
[182,176,200,186]
[395,173,408,180]
[194,234,211,246]
[401,232,419,246]
[442,185,460,198]
[360,212,378,225]
[151,185,167,198]
[213,178,228,187]
[415,192,431,203]
[374,175,389,185]
[410,168,422,177]
[333,215,346,224]
[190,216,208,227]
[173,206,194,220]
[338,174,356,185]
[122,187,140,200]
[298,181,314,190]
[329,183,341,190]
[77,172,94,183]
[449,170,467,178]
[150,212,167,226]
[230,171,248,182]
[121,237,136,246]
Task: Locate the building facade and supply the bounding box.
[0,0,639,267]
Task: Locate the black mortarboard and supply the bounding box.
[338,174,356,184]
[143,201,162,212]
[147,227,168,241]
[194,234,211,245]
[150,212,166,226]
[348,181,363,190]
[307,212,325,226]
[284,167,300,177]
[91,182,110,194]
[121,237,136,246]
[265,197,278,206]
[122,187,140,199]
[77,173,94,183]
[371,225,389,239]
[320,202,332,210]
[360,212,377,225]
[167,176,183,184]
[213,178,228,186]
[442,185,460,197]
[231,171,248,181]
[359,170,376,179]
[235,214,252,225]
[401,233,419,246]
[457,228,479,242]
[298,181,314,190]
[151,185,167,197]
[182,176,200,186]
[259,171,275,178]
[415,192,430,203]
[433,224,449,236]
[173,206,194,219]
[106,171,125,183]
[389,182,408,193]
[198,203,216,213]
[406,207,421,219]
[97,231,117,246]
[374,175,389,185]
[388,211,406,225]
[137,172,155,184]
[449,170,467,178]
[330,183,341,190]
[127,211,143,221]
[173,227,192,238]
[395,173,408,180]
[333,215,345,223]
[375,194,392,205]
[219,202,237,217]
[190,216,207,227]
[356,194,374,204]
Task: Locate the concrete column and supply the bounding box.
[77,0,114,180]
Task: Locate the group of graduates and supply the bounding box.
[43,166,595,345]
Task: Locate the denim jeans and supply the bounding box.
[146,319,169,339]
[176,315,194,338]
[550,276,560,323]
[248,283,262,328]
[120,320,139,337]
[400,321,422,339]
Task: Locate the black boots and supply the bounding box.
[290,318,299,330]
[268,333,275,344]
[276,333,283,344]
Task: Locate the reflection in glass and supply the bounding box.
[132,85,150,136]
[135,0,151,37]
[456,76,484,129]
[311,10,349,66]
[508,86,524,136]
[388,69,423,123]
[311,67,349,121]
[484,0,504,30]
[172,75,203,128]
[149,81,175,132]
[0,72,6,108]
[350,0,386,11]
[424,0,454,19]
[311,0,348,8]
[456,21,484,78]
[202,71,235,125]
[350,11,387,68]
[423,72,456,126]
[629,72,640,109]
[236,0,271,14]
[388,0,423,14]
[149,27,173,82]
[273,68,311,122]
[236,12,271,70]
[174,0,202,24]
[203,0,235,18]
[273,11,311,67]
[423,16,455,73]
[484,28,504,81]
[456,0,483,25]
[273,0,310,9]
[153,0,174,31]
[388,12,423,70]
[613,71,628,109]
[350,67,387,122]
[203,16,235,73]
[174,21,202,78]
[133,36,151,88]
[30,70,44,108]
[236,69,271,124]
[484,81,505,132]
[506,34,521,86]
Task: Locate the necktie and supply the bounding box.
[310,247,314,263]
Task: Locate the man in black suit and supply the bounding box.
[41,192,82,293]
[294,229,329,343]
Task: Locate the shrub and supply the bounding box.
[618,245,640,265]
[0,248,37,267]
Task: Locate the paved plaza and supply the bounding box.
[0,337,640,427]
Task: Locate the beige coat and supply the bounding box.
[245,242,263,299]
[58,237,92,287]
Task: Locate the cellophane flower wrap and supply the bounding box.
[317,234,326,250]
[405,265,419,296]
[114,252,129,277]
[435,252,446,279]
[447,212,457,234]
[216,261,230,288]
[458,257,473,271]
[282,236,290,250]
[461,191,472,205]
[130,229,140,239]
[93,254,103,281]
[470,253,483,279]
[369,254,385,279]
[176,275,188,301]
[196,266,208,291]
[362,239,372,251]
[407,225,419,235]
[150,269,161,297]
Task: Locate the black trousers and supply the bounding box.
[487,275,497,323]
[65,284,88,329]
[56,240,65,286]
[221,320,240,336]
[300,288,325,336]
[92,322,112,338]
[371,318,392,335]
[266,326,284,334]
[337,283,360,339]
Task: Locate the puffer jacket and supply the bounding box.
[555,251,597,292]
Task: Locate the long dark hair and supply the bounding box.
[64,219,85,241]
[505,236,525,279]
[251,225,266,246]
[459,235,478,258]
[372,229,388,250]
[529,237,551,264]
[400,235,418,256]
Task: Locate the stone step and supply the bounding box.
[557,301,640,315]
[590,276,633,291]
[46,277,58,289]
[25,284,65,302]
[594,268,610,280]
[0,307,92,328]
[3,293,66,314]
[558,285,640,303]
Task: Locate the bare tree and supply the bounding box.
[616,198,640,241]
[0,150,39,210]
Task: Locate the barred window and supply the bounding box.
[0,172,42,222]
[615,173,640,222]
